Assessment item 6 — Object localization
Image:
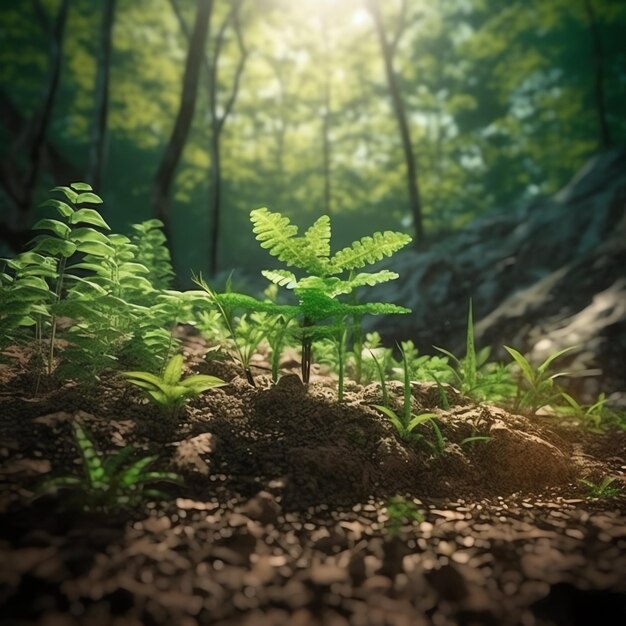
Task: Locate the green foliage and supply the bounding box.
[435,302,515,403]
[131,219,175,290]
[251,207,411,383]
[123,353,227,417]
[385,496,425,535]
[557,392,616,431]
[35,421,182,512]
[504,345,576,413]
[373,345,440,448]
[578,475,622,500]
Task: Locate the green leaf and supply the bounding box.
[73,422,106,489]
[32,237,77,258]
[75,240,115,257]
[373,404,405,434]
[40,198,74,218]
[329,231,411,273]
[163,354,184,385]
[503,346,535,383]
[123,371,164,389]
[261,269,297,288]
[303,215,331,259]
[120,456,157,487]
[50,186,78,204]
[32,218,71,239]
[70,182,93,191]
[407,413,436,431]
[538,346,577,375]
[76,192,103,204]
[70,227,112,244]
[250,208,325,274]
[179,374,227,391]
[69,209,110,230]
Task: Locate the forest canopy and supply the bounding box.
[0,0,624,282]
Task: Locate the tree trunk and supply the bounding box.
[367,0,423,244]
[20,0,70,217]
[583,0,611,149]
[321,16,332,217]
[153,0,212,243]
[88,0,116,191]
[208,0,247,276]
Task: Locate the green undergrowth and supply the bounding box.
[0,184,621,430]
[1,184,623,511]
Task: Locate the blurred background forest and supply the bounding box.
[1,0,625,284]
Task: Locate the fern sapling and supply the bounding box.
[250,208,411,383]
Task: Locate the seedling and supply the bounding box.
[558,392,611,431]
[250,207,411,383]
[123,353,227,417]
[435,300,514,402]
[373,345,441,448]
[504,345,576,414]
[385,496,425,535]
[35,421,182,512]
[578,475,622,500]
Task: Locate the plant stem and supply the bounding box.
[47,255,67,375]
[301,316,312,383]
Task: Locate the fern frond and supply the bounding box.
[304,215,331,259]
[328,270,399,296]
[261,269,297,288]
[329,231,411,273]
[250,208,325,274]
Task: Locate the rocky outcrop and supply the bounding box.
[371,149,626,399]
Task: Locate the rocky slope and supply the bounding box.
[371,149,626,401]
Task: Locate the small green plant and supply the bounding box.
[435,300,514,402]
[250,207,411,383]
[373,345,441,448]
[558,392,612,431]
[578,475,622,500]
[35,421,182,512]
[504,345,576,413]
[123,353,227,417]
[130,219,175,290]
[385,496,425,535]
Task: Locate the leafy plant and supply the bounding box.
[35,421,182,512]
[504,345,576,413]
[435,301,514,402]
[123,353,227,417]
[130,219,175,290]
[29,183,112,375]
[385,496,425,535]
[578,475,622,500]
[250,208,411,383]
[373,345,441,448]
[558,392,613,431]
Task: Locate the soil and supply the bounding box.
[0,333,625,626]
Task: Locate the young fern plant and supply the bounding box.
[29,183,112,375]
[35,421,182,512]
[123,353,227,418]
[250,208,411,383]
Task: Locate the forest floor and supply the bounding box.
[0,330,625,626]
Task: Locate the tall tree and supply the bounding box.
[207,0,248,276]
[367,0,423,244]
[4,0,70,234]
[318,11,333,217]
[583,0,611,149]
[88,0,116,191]
[153,0,212,244]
